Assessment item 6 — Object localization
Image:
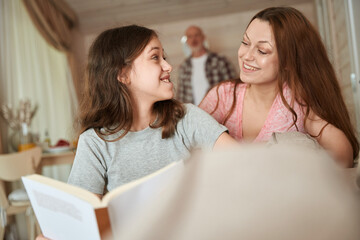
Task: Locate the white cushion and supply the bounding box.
[8,189,29,202]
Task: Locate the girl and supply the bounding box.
[200,7,359,167]
[68,25,236,198]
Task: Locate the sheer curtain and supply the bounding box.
[0,0,77,180]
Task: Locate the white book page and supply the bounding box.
[106,160,185,239]
[23,178,102,240]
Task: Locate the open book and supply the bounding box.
[22,160,185,240]
[23,143,360,240]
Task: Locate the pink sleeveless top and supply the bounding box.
[199,82,306,142]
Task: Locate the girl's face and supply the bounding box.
[238,19,279,87]
[127,37,173,104]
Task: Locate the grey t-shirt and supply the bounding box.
[68,104,227,194]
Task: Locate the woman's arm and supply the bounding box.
[305,113,353,168]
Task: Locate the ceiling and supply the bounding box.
[64,0,313,35]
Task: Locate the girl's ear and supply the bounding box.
[117,74,128,84]
[117,68,130,84]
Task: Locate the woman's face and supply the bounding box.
[126,37,174,104]
[238,19,279,87]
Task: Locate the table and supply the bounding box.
[39,150,76,169]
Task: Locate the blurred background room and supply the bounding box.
[0,0,359,239]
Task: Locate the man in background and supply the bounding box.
[176,25,237,105]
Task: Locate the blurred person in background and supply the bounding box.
[176,25,237,105]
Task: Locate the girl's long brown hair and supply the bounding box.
[211,7,359,159]
[76,25,184,140]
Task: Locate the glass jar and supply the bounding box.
[18,123,36,152]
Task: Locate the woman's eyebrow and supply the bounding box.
[258,40,273,48]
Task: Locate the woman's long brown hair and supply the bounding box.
[211,7,359,159]
[76,25,184,140]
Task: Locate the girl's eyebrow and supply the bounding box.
[244,32,273,48]
[148,46,163,53]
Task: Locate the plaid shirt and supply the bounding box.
[176,52,237,104]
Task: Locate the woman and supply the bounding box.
[200,7,359,167]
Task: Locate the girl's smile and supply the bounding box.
[127,37,174,104]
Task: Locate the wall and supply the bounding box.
[317,0,360,132]
[347,0,360,134]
